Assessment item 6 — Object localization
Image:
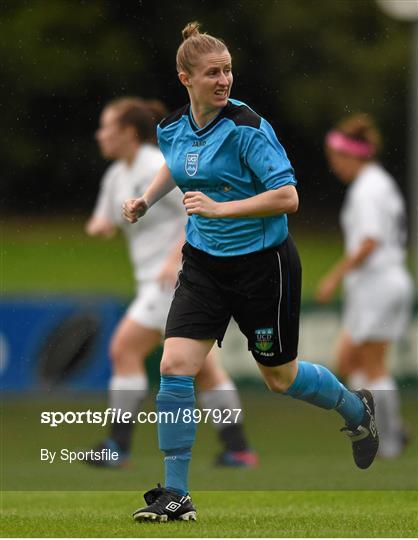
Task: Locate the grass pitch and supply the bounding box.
[2,490,417,537]
[1,393,417,537]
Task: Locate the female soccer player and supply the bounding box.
[123,23,379,522]
[85,96,257,468]
[317,113,413,459]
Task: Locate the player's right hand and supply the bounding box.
[122,197,148,223]
[315,273,339,304]
[85,217,116,238]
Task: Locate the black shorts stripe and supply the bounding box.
[276,249,283,354]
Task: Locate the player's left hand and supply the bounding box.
[183,191,221,218]
[157,261,179,291]
[315,274,339,304]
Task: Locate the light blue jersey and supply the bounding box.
[157,98,296,256]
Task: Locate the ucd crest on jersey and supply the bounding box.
[185,153,199,177]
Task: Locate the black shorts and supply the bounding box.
[165,235,302,367]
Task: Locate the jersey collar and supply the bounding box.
[187,103,229,137]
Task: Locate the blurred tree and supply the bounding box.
[0,0,142,212]
[0,0,412,224]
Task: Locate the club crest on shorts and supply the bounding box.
[255,328,274,351]
[185,153,199,177]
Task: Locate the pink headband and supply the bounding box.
[325,130,374,158]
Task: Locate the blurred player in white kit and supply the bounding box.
[317,113,414,458]
[85,96,257,468]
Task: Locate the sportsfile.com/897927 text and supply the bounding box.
[40,408,242,428]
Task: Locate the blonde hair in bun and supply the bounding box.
[176,21,228,73]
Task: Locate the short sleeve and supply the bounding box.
[92,166,117,222]
[156,124,163,149]
[242,119,296,190]
[352,188,384,242]
[157,124,174,164]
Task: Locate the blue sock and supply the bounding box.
[284,361,365,427]
[157,375,196,496]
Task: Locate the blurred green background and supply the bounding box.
[0,0,414,227]
[2,218,345,299]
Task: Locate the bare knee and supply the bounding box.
[160,354,182,375]
[264,375,292,394]
[335,331,360,378]
[109,333,145,373]
[109,318,160,374]
[258,359,298,394]
[358,341,389,380]
[109,334,124,365]
[160,349,205,376]
[195,350,227,390]
[160,337,214,377]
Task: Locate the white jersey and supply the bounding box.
[93,144,186,283]
[340,162,407,280]
[340,162,413,342]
